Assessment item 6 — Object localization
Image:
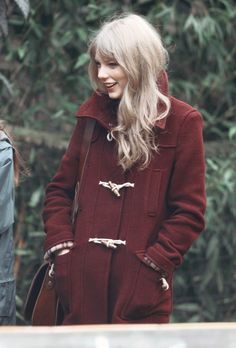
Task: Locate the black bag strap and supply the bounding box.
[71,118,96,224]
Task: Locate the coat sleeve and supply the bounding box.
[0,141,14,235]
[43,119,84,252]
[145,110,206,275]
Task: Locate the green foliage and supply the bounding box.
[173,150,236,322]
[0,0,235,324]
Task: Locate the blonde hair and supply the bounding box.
[88,13,170,170]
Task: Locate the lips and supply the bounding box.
[105,82,117,89]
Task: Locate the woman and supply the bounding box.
[0,121,19,325]
[43,13,206,324]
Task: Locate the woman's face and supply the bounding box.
[95,52,128,99]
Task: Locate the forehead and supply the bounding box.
[94,49,115,62]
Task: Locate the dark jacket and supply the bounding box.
[0,131,16,325]
[43,84,206,324]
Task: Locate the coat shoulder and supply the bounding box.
[159,96,203,145]
[166,96,202,130]
[170,96,202,122]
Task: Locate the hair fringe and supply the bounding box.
[88,13,171,170]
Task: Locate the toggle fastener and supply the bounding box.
[99,181,134,197]
[88,238,126,249]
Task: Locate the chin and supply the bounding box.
[108,92,122,99]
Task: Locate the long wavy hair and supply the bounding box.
[0,120,27,185]
[88,13,170,170]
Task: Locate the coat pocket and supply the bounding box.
[54,251,72,314]
[121,253,172,320]
[145,169,163,217]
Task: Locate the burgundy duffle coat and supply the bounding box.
[43,79,206,324]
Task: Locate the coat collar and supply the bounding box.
[76,92,119,130]
[76,71,169,130]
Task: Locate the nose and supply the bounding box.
[97,65,109,80]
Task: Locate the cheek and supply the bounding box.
[119,72,127,85]
[121,78,128,90]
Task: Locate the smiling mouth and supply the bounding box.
[105,82,117,89]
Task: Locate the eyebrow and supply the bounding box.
[94,57,118,65]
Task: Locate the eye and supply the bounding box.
[108,62,118,68]
[95,60,101,68]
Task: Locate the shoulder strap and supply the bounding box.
[78,118,96,182]
[71,118,96,224]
